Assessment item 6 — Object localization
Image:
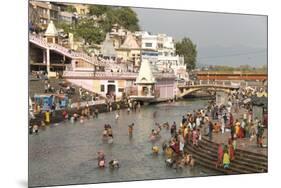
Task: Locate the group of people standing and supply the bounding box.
[216,139,235,169]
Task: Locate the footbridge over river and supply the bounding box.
[177,82,240,98]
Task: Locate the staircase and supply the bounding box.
[185,137,267,175]
[29,34,102,66]
[29,78,102,103]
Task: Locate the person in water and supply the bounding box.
[128,123,134,135]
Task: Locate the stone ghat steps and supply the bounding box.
[185,137,267,174]
[185,144,251,174]
[29,78,94,103]
[29,78,63,97]
[201,137,267,163]
[196,142,267,172]
[200,138,267,172]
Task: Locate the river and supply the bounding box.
[29,99,221,187]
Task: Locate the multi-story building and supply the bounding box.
[135,31,159,65]
[29,1,60,29]
[72,4,89,16]
[134,31,188,80]
[59,11,74,24]
[116,32,141,67]
[109,24,127,48]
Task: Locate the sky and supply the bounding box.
[132,7,267,67]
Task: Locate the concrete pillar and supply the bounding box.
[148,85,151,96]
[115,83,118,96]
[46,49,50,75]
[43,50,46,64]
[71,59,76,71]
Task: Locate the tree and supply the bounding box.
[75,18,105,45]
[55,21,74,34]
[89,6,140,32]
[114,7,140,31]
[175,37,197,70]
[88,5,110,16]
[65,5,77,13]
[55,5,140,46]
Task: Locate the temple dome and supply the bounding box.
[136,59,156,84]
[44,21,58,37]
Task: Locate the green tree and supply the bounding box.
[88,5,110,16]
[65,5,77,13]
[55,21,74,34]
[114,7,140,31]
[76,18,105,45]
[175,37,197,70]
[89,6,140,32]
[55,5,140,46]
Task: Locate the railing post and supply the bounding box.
[46,48,50,76]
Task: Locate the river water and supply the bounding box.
[29,99,221,187]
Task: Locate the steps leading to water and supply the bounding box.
[185,136,267,175]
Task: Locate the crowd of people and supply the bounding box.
[145,87,267,171]
[29,85,267,172]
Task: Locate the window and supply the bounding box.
[118,88,124,92]
[47,38,53,43]
[145,43,152,47]
[100,85,105,92]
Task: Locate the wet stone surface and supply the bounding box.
[29,100,220,187]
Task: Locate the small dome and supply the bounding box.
[44,21,58,37]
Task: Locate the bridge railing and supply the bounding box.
[63,71,138,79]
[177,80,239,89]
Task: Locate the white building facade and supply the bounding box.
[135,31,188,81]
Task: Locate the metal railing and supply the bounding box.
[63,71,138,79]
[29,34,102,66]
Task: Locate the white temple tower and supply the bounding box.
[135,59,156,97]
[44,20,58,44]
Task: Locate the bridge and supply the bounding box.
[177,82,240,98]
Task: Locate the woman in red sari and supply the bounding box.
[216,143,224,167]
[228,139,235,161]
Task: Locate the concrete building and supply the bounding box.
[135,31,159,65]
[100,34,117,59]
[72,4,89,15]
[59,11,74,24]
[135,31,187,80]
[109,24,127,48]
[29,1,60,29]
[116,32,141,67]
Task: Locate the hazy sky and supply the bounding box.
[133,7,267,67]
